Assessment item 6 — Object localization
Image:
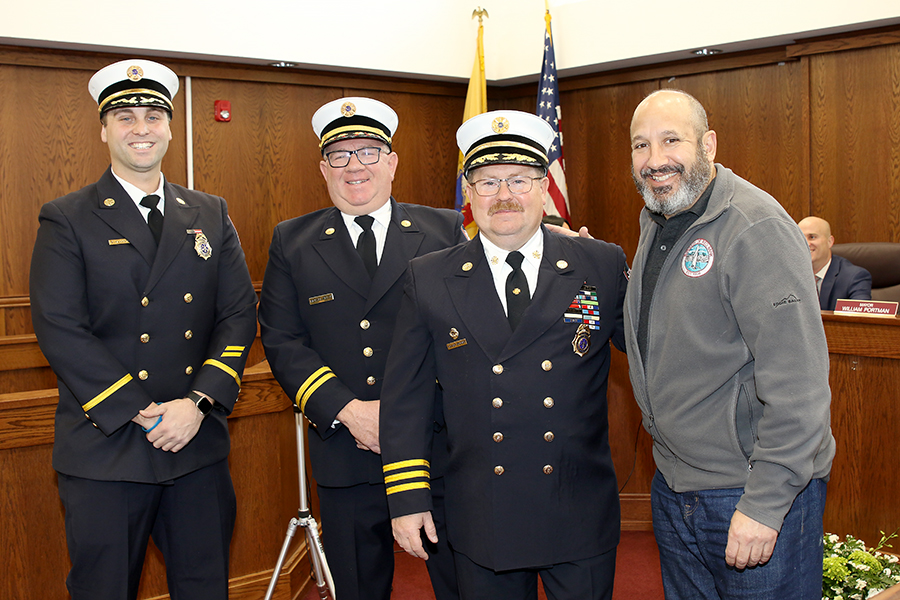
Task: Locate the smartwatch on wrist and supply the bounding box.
[187,391,213,416]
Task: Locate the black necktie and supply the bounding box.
[505,251,530,331]
[140,194,163,245]
[355,215,377,278]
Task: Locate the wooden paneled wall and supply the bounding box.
[3,29,900,322]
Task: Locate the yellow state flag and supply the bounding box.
[455,12,487,239]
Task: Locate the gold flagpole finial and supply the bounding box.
[472,7,489,23]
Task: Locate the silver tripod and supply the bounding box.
[264,406,336,600]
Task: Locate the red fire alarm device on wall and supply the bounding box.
[214,100,232,122]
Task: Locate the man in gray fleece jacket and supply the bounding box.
[625,90,835,600]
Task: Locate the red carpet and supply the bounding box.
[303,531,664,599]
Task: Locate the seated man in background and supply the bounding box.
[798,216,872,309]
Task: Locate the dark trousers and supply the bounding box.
[57,459,236,600]
[453,547,616,600]
[317,477,459,600]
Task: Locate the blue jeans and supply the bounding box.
[651,470,826,600]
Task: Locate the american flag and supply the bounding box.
[537,10,571,224]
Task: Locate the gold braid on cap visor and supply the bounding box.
[464,140,548,165]
[319,124,392,149]
[98,88,174,114]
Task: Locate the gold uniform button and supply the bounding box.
[543,397,554,408]
[184,330,193,339]
[401,220,412,228]
[84,412,91,420]
[556,260,568,269]
[492,364,503,375]
[544,431,555,442]
[141,297,149,307]
[103,198,115,207]
[462,262,473,272]
[494,466,505,475]
[541,360,553,371]
[366,376,376,386]
[184,293,193,303]
[492,432,504,443]
[185,366,194,375]
[93,422,99,428]
[492,398,503,408]
[325,227,335,235]
[363,347,374,357]
[138,370,149,380]
[543,465,554,475]
[140,333,150,343]
[360,319,370,330]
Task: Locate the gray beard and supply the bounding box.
[632,153,712,216]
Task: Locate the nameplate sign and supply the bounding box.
[834,299,899,317]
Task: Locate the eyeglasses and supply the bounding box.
[469,176,544,197]
[324,146,385,168]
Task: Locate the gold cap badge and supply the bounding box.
[341,102,356,117]
[492,117,510,134]
[126,65,144,81]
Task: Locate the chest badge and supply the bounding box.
[572,323,591,357]
[682,238,714,278]
[188,228,213,260]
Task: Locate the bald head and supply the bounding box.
[631,90,709,141]
[797,216,834,272]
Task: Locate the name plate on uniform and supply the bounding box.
[834,299,899,317]
[309,293,335,305]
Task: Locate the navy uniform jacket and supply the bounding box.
[819,254,872,310]
[30,167,258,483]
[380,228,627,571]
[258,199,466,487]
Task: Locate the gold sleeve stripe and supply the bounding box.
[82,374,133,412]
[386,481,431,495]
[384,470,430,484]
[383,459,431,473]
[224,345,245,352]
[295,367,336,412]
[220,352,242,357]
[203,359,241,387]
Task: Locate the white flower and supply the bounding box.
[855,579,867,590]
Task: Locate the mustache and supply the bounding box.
[487,200,525,216]
[639,164,685,179]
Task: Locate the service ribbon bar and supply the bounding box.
[564,287,601,330]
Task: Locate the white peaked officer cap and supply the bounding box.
[89,59,179,118]
[457,110,555,176]
[312,97,399,152]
